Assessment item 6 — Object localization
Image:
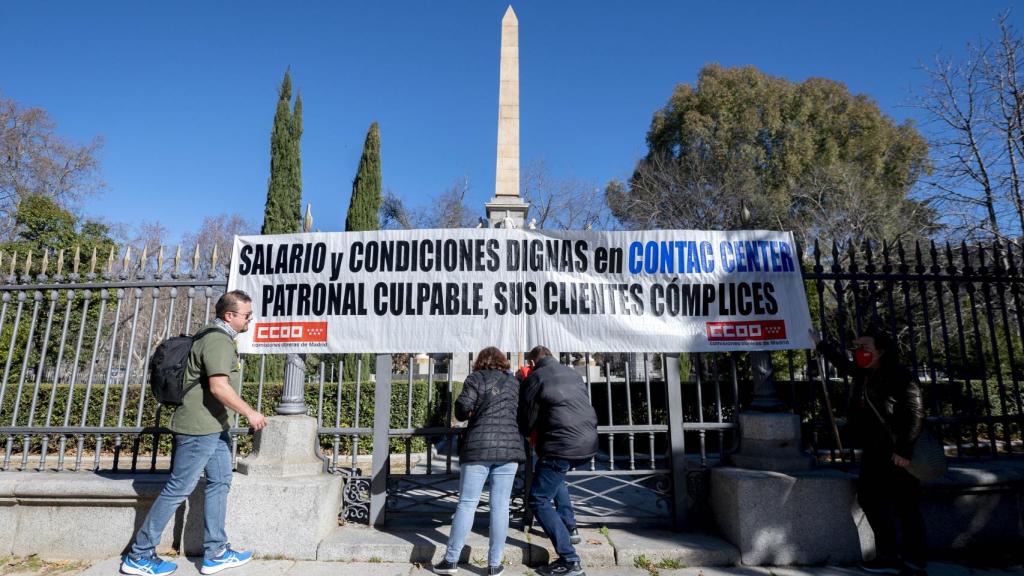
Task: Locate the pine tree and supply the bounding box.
[261,71,300,235]
[345,122,382,232]
[344,122,382,380]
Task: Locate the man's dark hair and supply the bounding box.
[526,346,552,362]
[216,290,252,319]
[473,346,511,372]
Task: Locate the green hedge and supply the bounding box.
[0,378,463,458]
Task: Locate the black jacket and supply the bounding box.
[817,342,924,460]
[456,369,527,464]
[519,356,599,460]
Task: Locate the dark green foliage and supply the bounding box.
[261,71,303,235]
[258,71,303,382]
[9,195,76,250]
[1,195,116,275]
[0,198,117,380]
[0,379,462,462]
[345,122,382,233]
[607,64,934,246]
[291,92,303,226]
[342,355,374,381]
[341,123,382,376]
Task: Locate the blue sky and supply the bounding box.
[1,1,1019,243]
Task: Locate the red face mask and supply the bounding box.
[516,365,532,381]
[854,349,875,368]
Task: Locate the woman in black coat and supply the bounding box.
[813,329,926,575]
[434,347,526,576]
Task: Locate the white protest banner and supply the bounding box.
[227,228,814,354]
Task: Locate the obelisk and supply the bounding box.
[486,5,529,228]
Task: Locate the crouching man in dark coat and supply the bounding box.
[519,346,599,576]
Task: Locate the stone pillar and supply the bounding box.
[215,416,341,559]
[729,412,813,472]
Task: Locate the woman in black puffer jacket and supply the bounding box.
[434,347,526,576]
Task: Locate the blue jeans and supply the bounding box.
[529,457,582,563]
[130,431,233,561]
[444,461,519,567]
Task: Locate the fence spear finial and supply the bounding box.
[40,250,49,276]
[192,244,201,276]
[25,249,33,277]
[139,245,148,278]
[210,244,219,276]
[73,245,80,275]
[56,249,64,277]
[304,203,313,233]
[106,246,116,274]
[173,245,181,276]
[157,245,164,275]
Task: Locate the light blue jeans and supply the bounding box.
[129,431,233,561]
[444,461,519,567]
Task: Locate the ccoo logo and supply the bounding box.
[253,322,328,343]
[706,320,787,342]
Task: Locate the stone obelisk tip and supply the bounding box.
[495,4,520,199]
[487,4,528,227]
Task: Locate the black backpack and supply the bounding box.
[149,327,222,406]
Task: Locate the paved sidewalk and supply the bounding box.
[55,558,1024,576]
[315,524,739,567]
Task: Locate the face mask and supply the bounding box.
[854,349,875,368]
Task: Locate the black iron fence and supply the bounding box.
[799,239,1024,462]
[0,238,1021,526]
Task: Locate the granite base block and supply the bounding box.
[711,467,865,566]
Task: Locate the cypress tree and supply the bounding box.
[261,71,300,235]
[344,122,382,380]
[260,70,304,384]
[290,91,303,230]
[345,122,382,232]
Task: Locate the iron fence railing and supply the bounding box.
[800,239,1024,463]
[2,238,1023,524]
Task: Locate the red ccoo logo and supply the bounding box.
[706,320,787,342]
[253,322,328,343]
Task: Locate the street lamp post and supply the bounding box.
[740,202,786,412]
[275,204,315,416]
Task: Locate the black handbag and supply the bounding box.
[864,393,947,481]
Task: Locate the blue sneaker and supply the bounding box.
[120,554,178,576]
[200,547,253,574]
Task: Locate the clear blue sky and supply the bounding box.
[1,1,1019,243]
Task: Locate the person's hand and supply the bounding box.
[248,411,268,431]
[809,328,822,346]
[892,453,910,468]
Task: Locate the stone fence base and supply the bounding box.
[0,469,341,561]
[1,458,1021,564]
[711,460,1024,565]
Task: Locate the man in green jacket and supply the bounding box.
[122,290,267,576]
